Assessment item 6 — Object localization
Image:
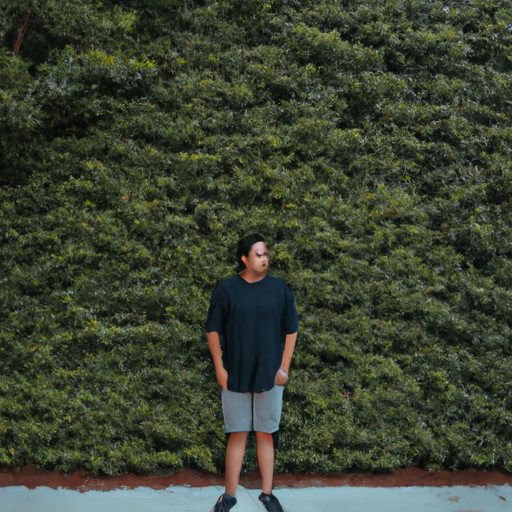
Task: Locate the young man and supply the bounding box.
[206,233,298,512]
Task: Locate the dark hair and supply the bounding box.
[235,232,267,272]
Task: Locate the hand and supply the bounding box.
[274,368,288,386]
[216,367,228,390]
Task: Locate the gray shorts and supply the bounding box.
[222,385,284,433]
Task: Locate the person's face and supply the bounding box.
[242,241,269,274]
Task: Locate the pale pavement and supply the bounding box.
[1,483,511,512]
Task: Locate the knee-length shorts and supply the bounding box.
[221,385,284,433]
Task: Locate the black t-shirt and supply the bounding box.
[206,274,298,393]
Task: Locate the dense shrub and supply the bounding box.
[1,0,512,475]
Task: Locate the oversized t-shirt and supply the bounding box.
[206,274,298,393]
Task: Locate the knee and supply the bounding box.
[255,431,273,444]
[255,431,279,450]
[227,431,249,447]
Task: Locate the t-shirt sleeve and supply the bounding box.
[205,284,226,334]
[283,283,299,334]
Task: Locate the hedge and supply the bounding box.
[1,0,512,475]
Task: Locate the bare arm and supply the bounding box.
[275,331,298,386]
[207,331,228,390]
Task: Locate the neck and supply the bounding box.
[240,269,266,283]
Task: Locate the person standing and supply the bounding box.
[206,233,298,512]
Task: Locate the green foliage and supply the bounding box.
[1,0,512,475]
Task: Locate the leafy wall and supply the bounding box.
[1,0,512,475]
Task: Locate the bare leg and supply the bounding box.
[225,431,248,497]
[255,431,274,495]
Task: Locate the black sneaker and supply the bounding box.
[258,492,284,512]
[210,493,237,512]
